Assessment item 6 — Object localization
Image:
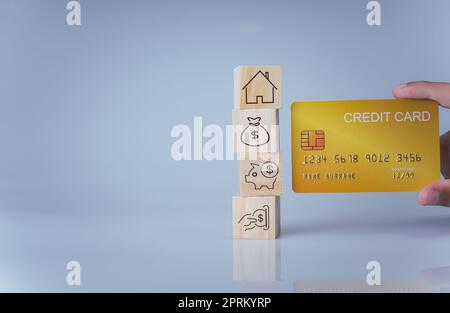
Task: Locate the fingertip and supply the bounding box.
[394,83,408,90]
[417,190,428,206]
[418,185,440,206]
[393,83,408,98]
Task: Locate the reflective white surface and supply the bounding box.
[2,200,450,292]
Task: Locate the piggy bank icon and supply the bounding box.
[244,161,279,190]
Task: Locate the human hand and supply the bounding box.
[238,213,257,231]
[393,81,450,206]
[237,206,269,231]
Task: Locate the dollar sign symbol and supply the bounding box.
[266,165,273,175]
[258,214,264,223]
[251,130,259,140]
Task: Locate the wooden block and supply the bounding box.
[232,109,279,155]
[239,153,282,196]
[232,196,280,240]
[234,65,282,110]
[238,281,284,292]
[233,240,280,281]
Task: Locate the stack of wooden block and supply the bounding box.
[232,66,282,240]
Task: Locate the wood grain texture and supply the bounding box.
[234,66,282,110]
[239,152,282,196]
[233,240,280,281]
[232,196,280,240]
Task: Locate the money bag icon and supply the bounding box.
[240,117,270,147]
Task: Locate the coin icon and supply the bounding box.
[261,161,279,178]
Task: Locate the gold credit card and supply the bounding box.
[291,99,440,193]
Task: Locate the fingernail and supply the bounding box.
[395,83,408,90]
[426,190,440,205]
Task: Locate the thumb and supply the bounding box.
[418,180,450,207]
[393,81,450,108]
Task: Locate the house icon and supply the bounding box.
[241,71,278,105]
